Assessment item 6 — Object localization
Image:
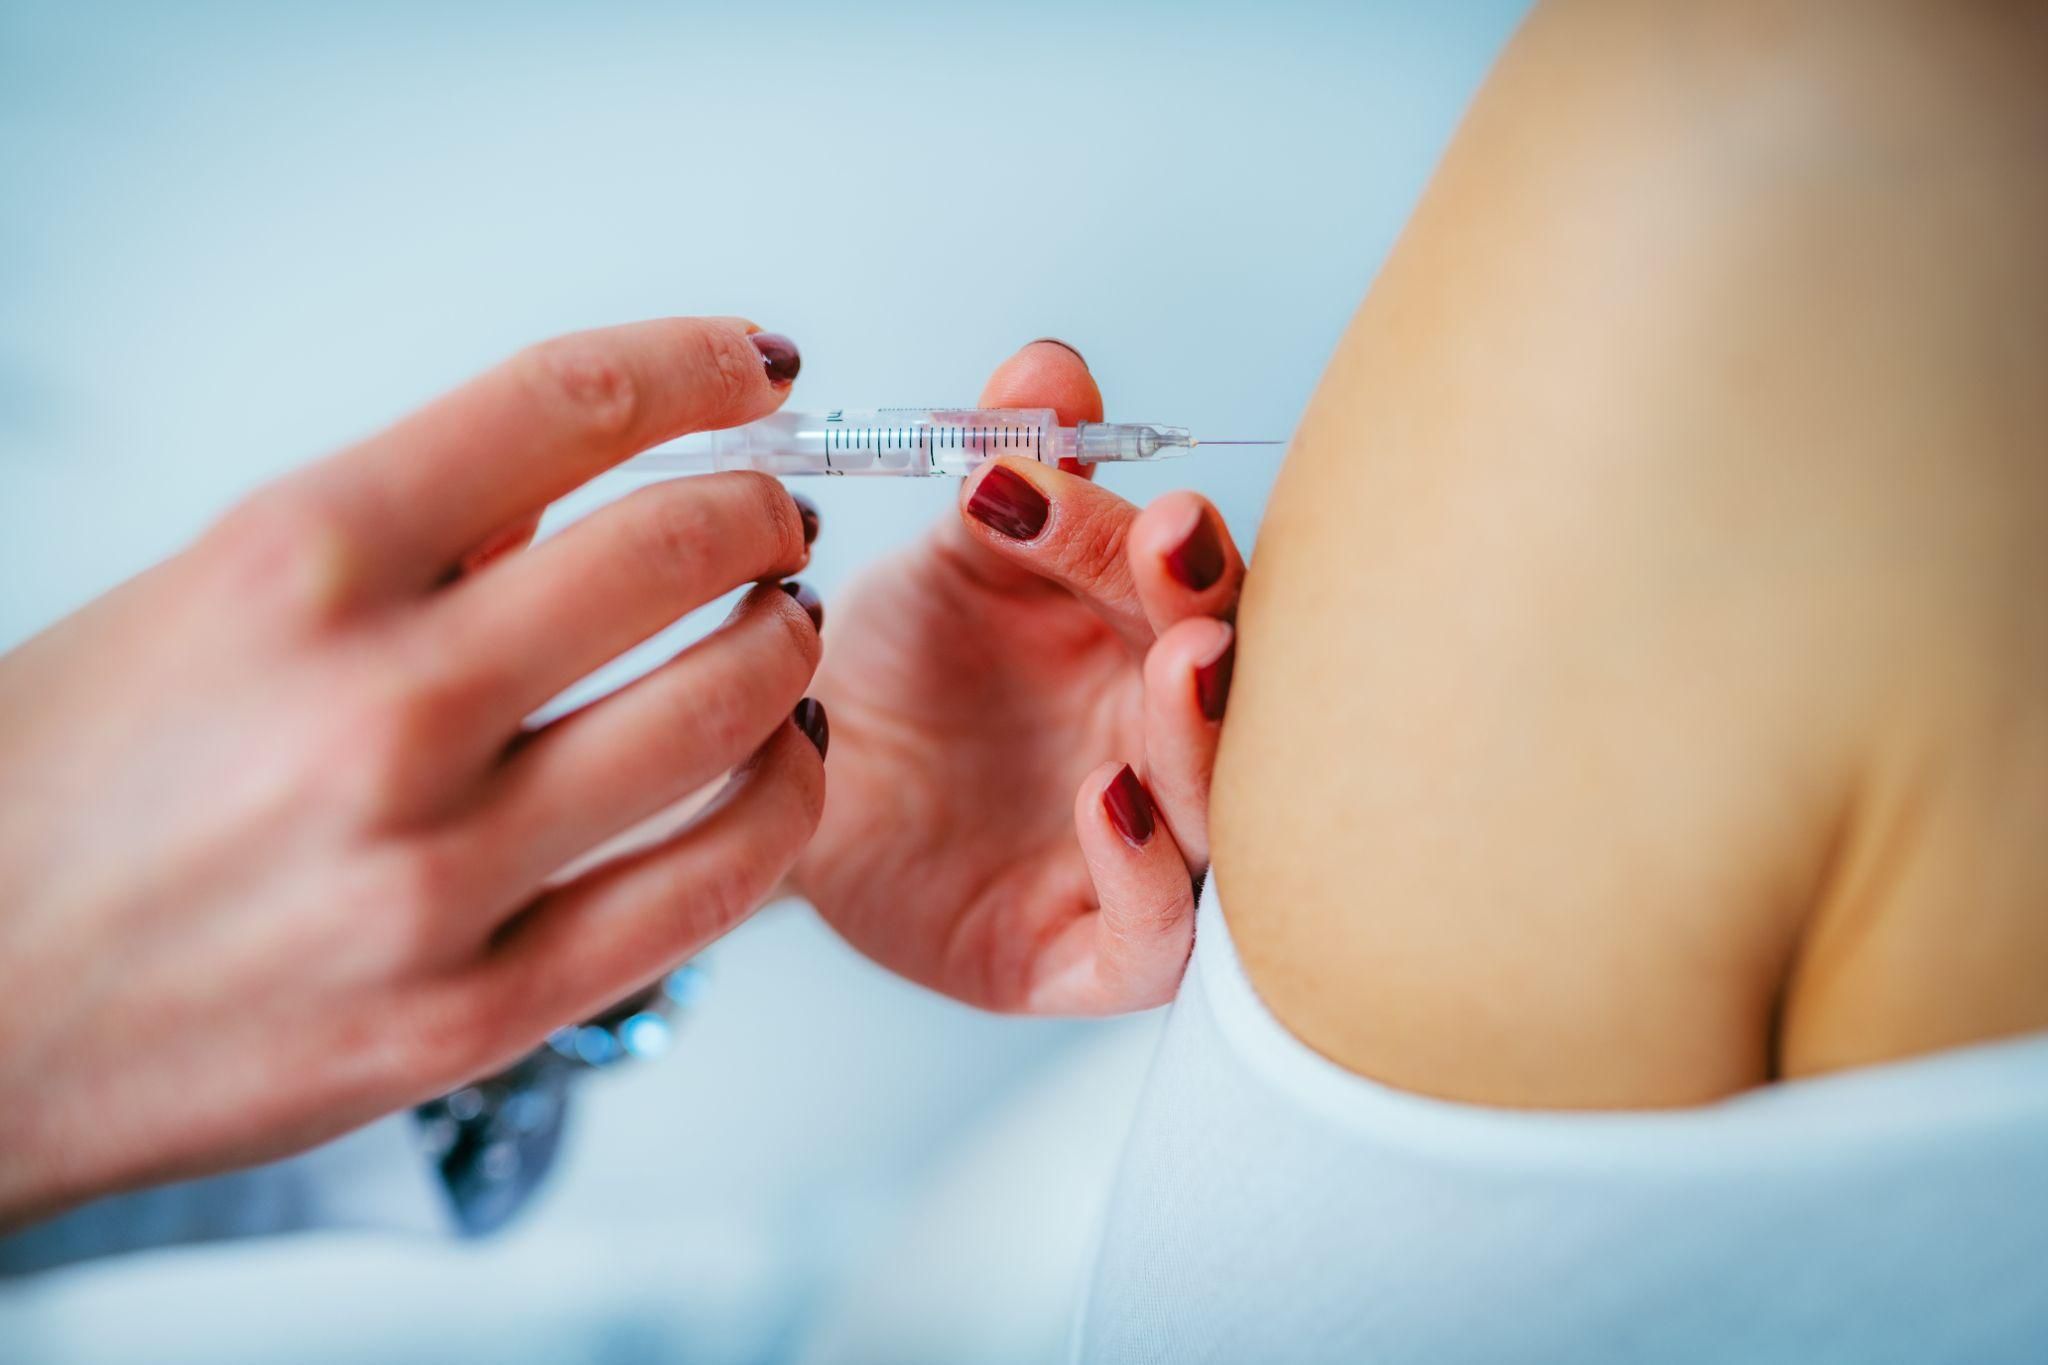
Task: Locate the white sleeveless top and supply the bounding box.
[1075,883,2048,1363]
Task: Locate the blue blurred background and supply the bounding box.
[0,2,1525,1359]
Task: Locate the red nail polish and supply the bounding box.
[780,579,824,631]
[791,493,820,546]
[1030,337,1088,366]
[751,332,801,386]
[965,464,1050,541]
[793,698,829,757]
[1195,631,1235,723]
[1164,511,1225,592]
[1103,764,1155,848]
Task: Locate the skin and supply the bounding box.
[0,318,830,1224]
[1214,0,2048,1109]
[0,323,1237,1225]
[796,343,1245,1014]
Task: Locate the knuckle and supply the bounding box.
[374,680,456,763]
[1059,508,1132,594]
[618,474,801,601]
[351,839,474,974]
[1100,893,1182,962]
[348,859,448,978]
[322,665,477,819]
[1136,887,1194,938]
[520,333,641,440]
[393,978,520,1092]
[396,652,492,736]
[380,836,478,926]
[683,672,760,761]
[313,696,415,817]
[622,485,722,591]
[687,851,768,933]
[202,482,360,628]
[686,323,761,421]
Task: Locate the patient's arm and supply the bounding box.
[1213,0,2048,1108]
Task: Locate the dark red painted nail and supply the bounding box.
[780,579,824,631]
[1030,337,1087,366]
[751,332,801,386]
[1164,511,1225,592]
[793,698,829,757]
[791,492,820,546]
[1103,764,1155,848]
[1195,630,1236,723]
[965,464,1050,541]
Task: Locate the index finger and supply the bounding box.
[309,317,798,593]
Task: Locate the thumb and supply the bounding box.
[978,338,1105,447]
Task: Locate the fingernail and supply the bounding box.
[1194,629,1236,723]
[780,579,824,631]
[793,698,829,757]
[791,492,820,546]
[965,464,1050,541]
[1030,337,1087,366]
[1164,510,1225,592]
[1103,764,1155,848]
[751,332,801,386]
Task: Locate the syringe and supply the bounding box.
[623,408,1278,477]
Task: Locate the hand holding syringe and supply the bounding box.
[626,408,1277,477]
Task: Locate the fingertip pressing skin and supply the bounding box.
[1149,616,1235,726]
[1194,625,1235,725]
[1127,493,1243,631]
[1137,617,1235,869]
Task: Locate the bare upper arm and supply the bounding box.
[1213,0,2048,1108]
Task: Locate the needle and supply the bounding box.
[1192,439,1283,446]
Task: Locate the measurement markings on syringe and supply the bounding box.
[815,415,1053,471]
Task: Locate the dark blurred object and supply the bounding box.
[416,963,705,1236]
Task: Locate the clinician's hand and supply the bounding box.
[0,318,827,1224]
[793,341,1243,1013]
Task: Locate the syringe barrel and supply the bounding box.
[704,408,1069,476]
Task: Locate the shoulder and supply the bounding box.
[1213,0,2048,1109]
